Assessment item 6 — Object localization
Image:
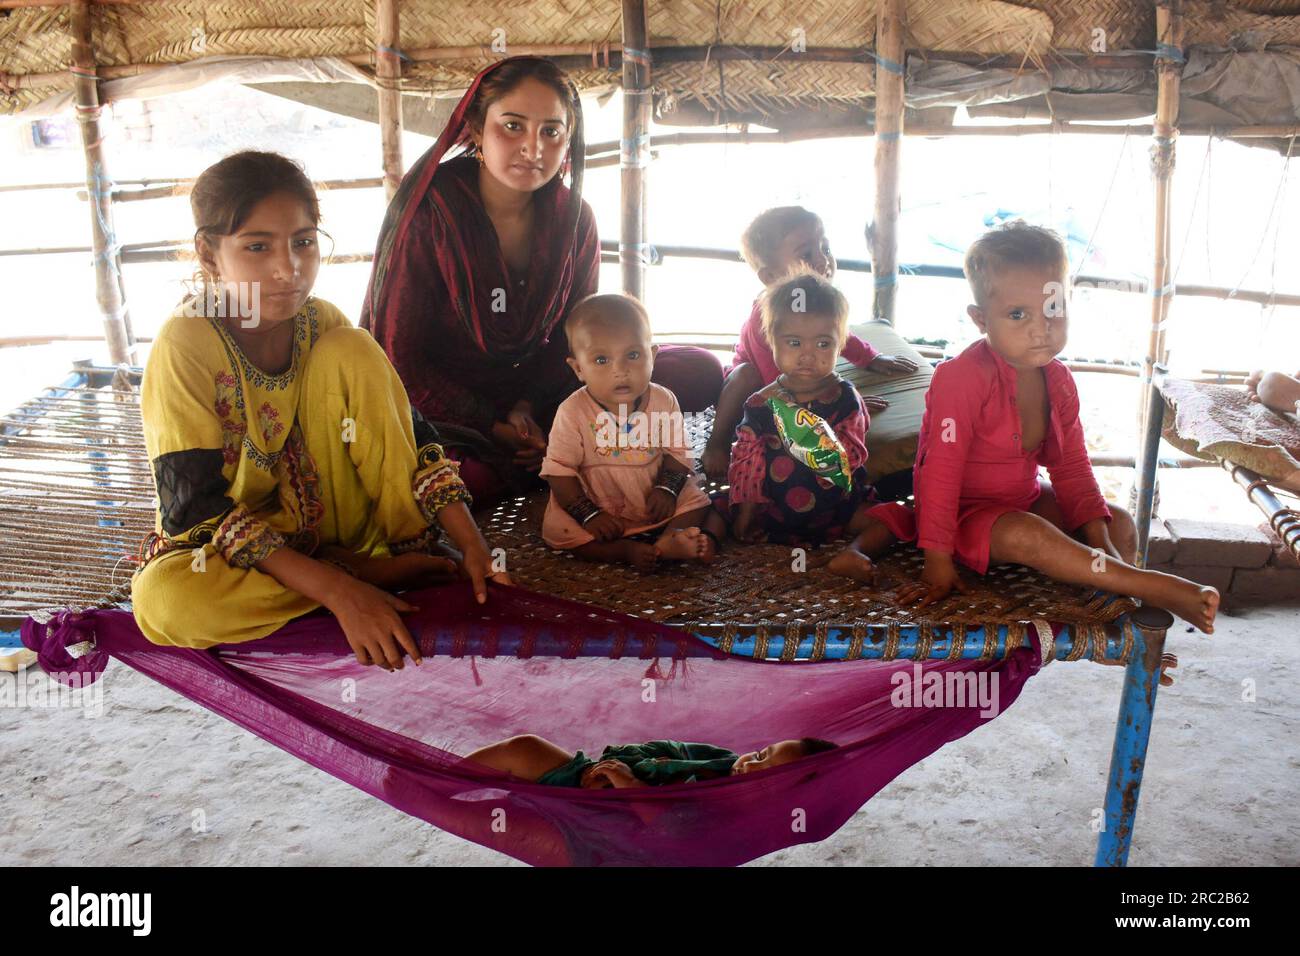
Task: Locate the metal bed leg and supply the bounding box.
[1094,605,1175,866]
[1134,363,1168,567]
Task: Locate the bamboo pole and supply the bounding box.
[374,0,404,202]
[1134,1,1185,532]
[619,0,650,300]
[1147,1,1185,376]
[69,0,133,366]
[871,0,905,324]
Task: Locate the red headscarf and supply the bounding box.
[361,56,588,362]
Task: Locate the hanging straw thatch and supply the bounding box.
[2,0,1299,122]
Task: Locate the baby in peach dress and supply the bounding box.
[540,294,721,569]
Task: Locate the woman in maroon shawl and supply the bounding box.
[362,56,722,505]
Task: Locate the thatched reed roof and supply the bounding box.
[2,1,1300,141]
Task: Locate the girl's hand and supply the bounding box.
[869,354,920,375]
[700,442,731,482]
[646,487,677,523]
[581,760,645,789]
[458,538,511,603]
[896,554,970,609]
[584,511,624,542]
[325,577,422,670]
[862,393,890,412]
[1080,520,1123,565]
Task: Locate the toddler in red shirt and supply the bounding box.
[840,222,1218,634]
[700,206,918,480]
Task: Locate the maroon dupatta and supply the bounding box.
[362,56,591,372]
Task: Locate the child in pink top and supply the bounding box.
[700,206,919,480]
[841,222,1218,634]
[541,294,717,569]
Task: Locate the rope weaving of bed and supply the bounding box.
[1,382,1143,663]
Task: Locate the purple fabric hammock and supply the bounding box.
[23,584,1040,866]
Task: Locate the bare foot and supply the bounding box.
[654,526,709,562]
[573,539,658,570]
[827,547,876,584]
[358,554,460,590]
[1151,577,1220,634]
[624,541,659,571]
[698,532,720,564]
[322,547,458,590]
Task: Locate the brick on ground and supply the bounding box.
[1230,567,1300,602]
[1258,524,1300,569]
[1165,519,1272,569]
[1146,518,1175,565]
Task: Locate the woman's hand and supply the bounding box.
[646,487,677,524]
[869,354,920,375]
[325,577,422,670]
[581,760,646,789]
[492,401,547,470]
[896,552,970,609]
[584,511,624,542]
[700,441,731,482]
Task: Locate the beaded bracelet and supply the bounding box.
[653,469,689,497]
[565,495,603,525]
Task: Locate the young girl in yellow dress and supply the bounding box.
[131,151,507,669]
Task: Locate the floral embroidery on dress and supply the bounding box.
[214,371,246,465]
[258,402,286,443]
[208,308,316,469]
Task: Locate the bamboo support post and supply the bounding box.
[619,0,650,300]
[1146,1,1185,377]
[374,0,404,202]
[871,0,905,325]
[69,0,133,366]
[1135,1,1185,529]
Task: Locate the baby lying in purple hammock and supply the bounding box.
[465,734,839,788]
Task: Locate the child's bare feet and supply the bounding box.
[654,526,710,562]
[573,539,658,570]
[1147,575,1220,634]
[827,547,876,584]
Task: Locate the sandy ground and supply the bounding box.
[2,601,1296,868]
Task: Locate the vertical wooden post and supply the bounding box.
[1134,1,1184,525]
[375,0,404,201]
[1146,1,1184,377]
[870,0,906,325]
[620,0,650,300]
[70,0,132,366]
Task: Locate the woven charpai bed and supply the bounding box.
[481,406,1142,664]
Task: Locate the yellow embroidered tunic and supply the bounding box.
[132,296,470,647]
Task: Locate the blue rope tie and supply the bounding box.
[868,50,906,76]
[1154,42,1186,64]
